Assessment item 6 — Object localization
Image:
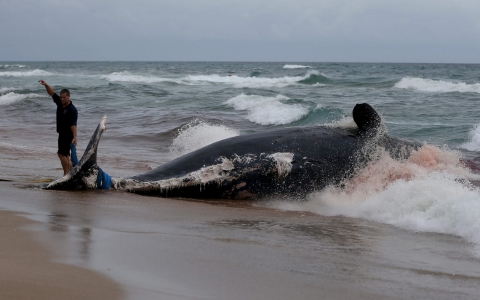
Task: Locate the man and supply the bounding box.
[38,79,78,175]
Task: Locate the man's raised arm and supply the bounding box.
[38,79,55,96]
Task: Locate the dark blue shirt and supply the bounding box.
[53,93,78,134]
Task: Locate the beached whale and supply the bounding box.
[45,103,421,199]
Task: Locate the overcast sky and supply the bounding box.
[1,0,479,62]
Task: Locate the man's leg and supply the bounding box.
[58,134,73,176]
[58,154,71,176]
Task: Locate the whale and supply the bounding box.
[45,103,421,199]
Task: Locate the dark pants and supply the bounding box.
[57,133,73,157]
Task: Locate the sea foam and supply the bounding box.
[270,145,480,256]
[0,64,26,68]
[0,69,53,77]
[187,71,321,88]
[461,124,480,152]
[169,119,240,157]
[225,93,309,125]
[0,92,38,106]
[101,70,323,88]
[283,64,312,69]
[100,72,185,84]
[0,87,15,93]
[395,77,480,93]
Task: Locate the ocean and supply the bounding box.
[1,61,480,299]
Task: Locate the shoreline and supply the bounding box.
[2,180,480,299]
[0,208,123,300]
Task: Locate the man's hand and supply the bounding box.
[71,126,77,146]
[39,79,55,96]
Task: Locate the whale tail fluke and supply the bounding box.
[45,115,110,190]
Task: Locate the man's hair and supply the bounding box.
[60,89,70,96]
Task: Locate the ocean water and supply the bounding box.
[2,61,480,298]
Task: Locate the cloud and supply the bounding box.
[1,0,479,62]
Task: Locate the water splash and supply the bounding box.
[169,119,240,157]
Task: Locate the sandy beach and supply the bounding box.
[0,207,123,300]
[0,182,368,300]
[2,180,480,300]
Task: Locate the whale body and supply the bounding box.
[45,103,421,199]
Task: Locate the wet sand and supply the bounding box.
[0,208,123,300]
[2,181,480,299]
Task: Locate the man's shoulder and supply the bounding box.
[52,93,61,104]
[67,101,78,111]
[67,102,78,121]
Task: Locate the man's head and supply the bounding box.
[60,89,71,107]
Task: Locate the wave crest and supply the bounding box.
[225,93,309,125]
[100,70,328,88]
[0,69,53,77]
[298,73,331,85]
[100,72,185,84]
[0,87,15,93]
[170,119,240,157]
[0,64,26,68]
[0,92,39,105]
[189,70,326,88]
[283,64,312,69]
[461,124,480,152]
[395,77,480,93]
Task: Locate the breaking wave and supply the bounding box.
[298,73,331,85]
[169,119,240,157]
[270,145,480,256]
[224,93,310,125]
[395,77,480,93]
[100,72,186,84]
[0,69,53,77]
[0,64,26,68]
[461,124,480,152]
[283,64,312,69]
[0,87,15,93]
[0,92,39,106]
[189,71,326,88]
[102,71,328,88]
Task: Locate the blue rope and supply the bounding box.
[70,143,78,167]
[96,167,111,189]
